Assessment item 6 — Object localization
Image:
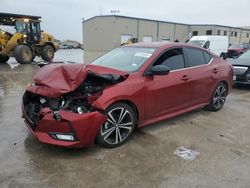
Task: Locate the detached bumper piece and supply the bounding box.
[23,108,107,148]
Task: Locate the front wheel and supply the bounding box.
[206,82,228,111]
[96,103,137,148]
[14,45,33,64]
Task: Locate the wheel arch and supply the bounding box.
[115,99,139,124]
[44,42,56,51]
[94,98,140,125]
[220,80,229,94]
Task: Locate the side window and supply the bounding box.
[184,48,207,67]
[203,51,212,64]
[203,41,210,49]
[153,48,185,71]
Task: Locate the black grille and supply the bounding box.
[22,92,41,130]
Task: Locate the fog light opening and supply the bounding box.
[50,133,76,141]
[56,134,74,141]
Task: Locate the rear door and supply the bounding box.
[183,47,215,106]
[144,48,192,119]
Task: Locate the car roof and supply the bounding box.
[123,42,217,57]
[124,42,174,48]
[124,42,207,50]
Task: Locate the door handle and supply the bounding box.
[212,68,219,74]
[181,75,191,81]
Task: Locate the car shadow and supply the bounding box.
[136,107,208,133]
[24,107,208,157]
[24,134,103,159]
[233,83,250,90]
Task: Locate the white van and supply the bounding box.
[188,36,229,58]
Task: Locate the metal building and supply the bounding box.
[82,15,250,61]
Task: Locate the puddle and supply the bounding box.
[174,146,199,160]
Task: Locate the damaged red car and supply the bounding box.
[22,42,233,148]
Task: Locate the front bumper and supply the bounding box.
[233,72,250,84]
[22,106,107,148]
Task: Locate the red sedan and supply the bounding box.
[22,42,233,148]
[227,44,248,58]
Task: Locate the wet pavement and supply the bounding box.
[1,50,250,188]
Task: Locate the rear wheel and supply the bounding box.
[14,45,33,64]
[206,82,228,111]
[0,55,9,63]
[41,45,54,61]
[96,103,137,148]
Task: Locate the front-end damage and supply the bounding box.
[22,63,128,147]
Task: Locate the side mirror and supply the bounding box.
[220,52,227,60]
[148,65,170,76]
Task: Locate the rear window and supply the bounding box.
[185,48,207,67]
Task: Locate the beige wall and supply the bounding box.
[241,30,250,43]
[137,20,158,42]
[83,16,189,51]
[190,25,217,36]
[158,22,175,41]
[83,17,138,51]
[190,25,250,44]
[83,16,250,62]
[175,25,189,42]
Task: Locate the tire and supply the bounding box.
[96,102,137,148]
[41,45,54,61]
[31,52,36,62]
[0,55,9,63]
[206,82,228,112]
[14,45,32,64]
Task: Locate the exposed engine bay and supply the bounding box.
[23,72,126,128]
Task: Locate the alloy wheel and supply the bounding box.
[213,84,227,109]
[101,107,134,145]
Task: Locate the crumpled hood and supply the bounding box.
[27,63,128,98]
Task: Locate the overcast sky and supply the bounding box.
[1,0,249,42]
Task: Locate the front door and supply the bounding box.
[144,48,192,120]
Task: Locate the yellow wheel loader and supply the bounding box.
[0,13,59,64]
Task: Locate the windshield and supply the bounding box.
[91,47,157,72]
[239,50,250,59]
[229,44,245,49]
[15,21,27,33]
[188,40,205,47]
